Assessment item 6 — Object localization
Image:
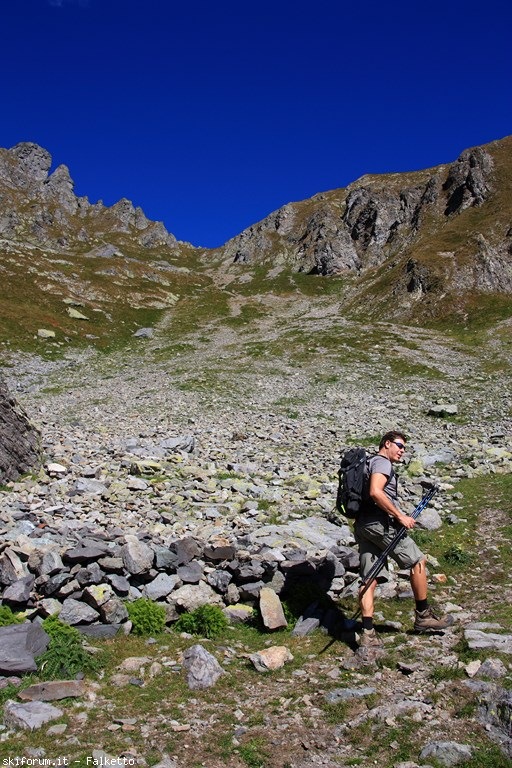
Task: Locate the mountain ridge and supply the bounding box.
[0,136,511,350]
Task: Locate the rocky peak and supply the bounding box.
[7,142,52,184]
[0,142,178,250]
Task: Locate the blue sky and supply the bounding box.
[2,0,511,248]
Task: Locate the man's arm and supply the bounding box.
[369,472,415,529]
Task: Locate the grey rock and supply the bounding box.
[0,623,50,675]
[0,549,29,586]
[416,508,443,530]
[476,657,508,679]
[121,535,154,574]
[100,597,129,624]
[174,537,202,565]
[176,561,204,584]
[106,574,131,595]
[73,478,109,495]
[428,404,458,417]
[161,436,196,453]
[2,574,35,603]
[18,680,85,701]
[145,573,181,600]
[419,741,473,766]
[291,617,321,637]
[324,686,376,703]
[58,598,100,625]
[37,550,65,577]
[465,629,512,654]
[63,546,106,564]
[259,587,287,630]
[182,644,225,689]
[203,544,236,561]
[3,699,63,730]
[0,375,40,484]
[172,582,222,611]
[133,327,154,338]
[206,569,232,593]
[77,624,122,639]
[249,516,354,550]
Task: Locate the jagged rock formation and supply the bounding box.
[0,136,511,342]
[218,136,512,311]
[0,142,176,250]
[0,142,202,348]
[0,376,40,484]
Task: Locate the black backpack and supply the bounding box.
[334,447,371,519]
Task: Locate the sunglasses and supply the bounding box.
[392,441,406,451]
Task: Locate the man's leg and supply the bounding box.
[359,578,378,621]
[410,558,428,602]
[408,557,454,631]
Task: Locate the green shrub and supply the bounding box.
[38,616,101,680]
[443,544,473,566]
[174,604,228,639]
[0,605,25,626]
[126,598,166,636]
[42,614,81,641]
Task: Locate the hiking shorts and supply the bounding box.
[355,520,425,583]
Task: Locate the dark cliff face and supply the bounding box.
[0,377,40,484]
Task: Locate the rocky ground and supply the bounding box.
[0,318,511,767]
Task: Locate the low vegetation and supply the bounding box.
[0,474,509,766]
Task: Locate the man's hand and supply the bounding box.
[399,514,416,529]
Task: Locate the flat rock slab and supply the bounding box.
[3,699,63,730]
[0,623,50,675]
[465,629,512,654]
[249,516,354,549]
[420,741,473,766]
[18,680,85,701]
[324,686,376,703]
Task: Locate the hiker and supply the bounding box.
[355,430,453,647]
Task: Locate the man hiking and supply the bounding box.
[355,430,454,648]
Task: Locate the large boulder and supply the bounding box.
[0,376,40,484]
[0,623,50,675]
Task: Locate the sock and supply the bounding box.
[362,616,374,631]
[416,599,429,613]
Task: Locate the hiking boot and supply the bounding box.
[359,628,383,648]
[414,607,454,632]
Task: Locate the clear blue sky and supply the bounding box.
[2,0,511,248]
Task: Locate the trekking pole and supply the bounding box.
[359,485,439,596]
[352,485,439,618]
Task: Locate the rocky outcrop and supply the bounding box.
[443,146,494,215]
[0,376,40,484]
[219,139,509,306]
[0,142,177,250]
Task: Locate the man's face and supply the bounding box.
[386,438,406,462]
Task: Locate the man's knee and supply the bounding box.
[411,558,427,575]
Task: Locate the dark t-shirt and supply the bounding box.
[358,454,398,525]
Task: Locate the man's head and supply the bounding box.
[379,430,407,462]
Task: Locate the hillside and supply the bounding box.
[1,137,511,355]
[0,137,511,766]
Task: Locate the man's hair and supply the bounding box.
[379,430,407,450]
